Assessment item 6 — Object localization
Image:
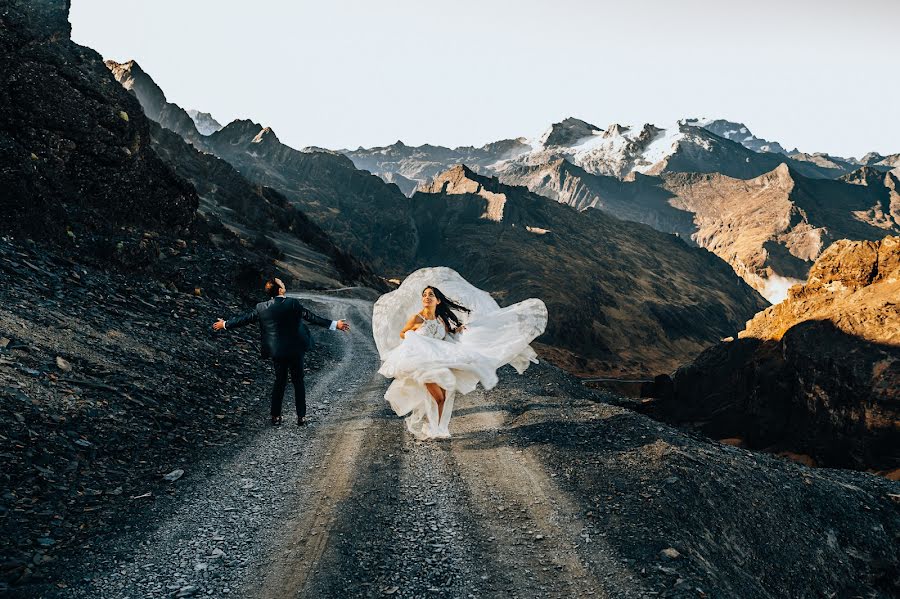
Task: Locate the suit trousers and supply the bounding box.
[271,354,305,419]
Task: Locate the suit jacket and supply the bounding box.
[226,296,332,360]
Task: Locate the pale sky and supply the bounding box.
[71,0,899,158]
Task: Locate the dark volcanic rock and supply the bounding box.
[0,0,197,240]
[650,237,900,471]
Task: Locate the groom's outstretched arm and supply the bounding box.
[295,300,350,331]
[212,307,259,331]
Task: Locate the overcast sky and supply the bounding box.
[71,0,899,158]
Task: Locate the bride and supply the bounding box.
[373,267,547,440]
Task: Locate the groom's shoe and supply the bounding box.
[297,416,307,427]
[271,415,283,426]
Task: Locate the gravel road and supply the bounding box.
[45,293,634,598]
[40,293,900,599]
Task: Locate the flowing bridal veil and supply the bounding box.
[373,267,548,440]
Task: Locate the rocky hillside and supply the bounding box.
[202,122,418,273]
[106,61,419,274]
[0,1,196,242]
[498,159,697,236]
[505,160,900,302]
[411,165,768,375]
[661,165,900,301]
[101,60,383,287]
[647,236,900,472]
[147,123,382,289]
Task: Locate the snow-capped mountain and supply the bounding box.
[344,116,872,193]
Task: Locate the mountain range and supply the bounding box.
[345,118,900,301]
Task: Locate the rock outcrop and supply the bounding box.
[651,237,900,471]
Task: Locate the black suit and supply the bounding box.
[225,296,333,420]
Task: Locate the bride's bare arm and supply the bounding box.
[399,314,423,338]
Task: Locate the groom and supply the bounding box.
[212,278,350,426]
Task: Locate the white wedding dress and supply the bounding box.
[373,267,548,440]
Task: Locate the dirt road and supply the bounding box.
[50,293,900,599]
[51,293,637,598]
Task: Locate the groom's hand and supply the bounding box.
[212,319,226,331]
[337,320,350,332]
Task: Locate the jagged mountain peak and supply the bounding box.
[105,58,164,100]
[431,163,489,187]
[603,123,630,138]
[539,117,602,147]
[685,117,789,155]
[211,118,265,140]
[840,165,888,187]
[186,109,222,136]
[861,151,885,165]
[252,126,279,145]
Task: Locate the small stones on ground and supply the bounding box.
[164,469,185,482]
[660,547,681,560]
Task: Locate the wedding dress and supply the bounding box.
[373,267,548,440]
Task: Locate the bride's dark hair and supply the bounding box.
[425,286,470,331]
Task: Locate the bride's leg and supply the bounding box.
[425,383,446,420]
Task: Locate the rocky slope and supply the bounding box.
[147,121,382,289]
[500,159,900,302]
[411,165,767,375]
[0,1,196,243]
[498,159,697,236]
[647,237,900,472]
[202,121,418,273]
[106,61,418,274]
[105,59,203,144]
[103,60,385,286]
[661,165,900,301]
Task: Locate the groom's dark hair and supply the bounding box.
[264,278,283,298]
